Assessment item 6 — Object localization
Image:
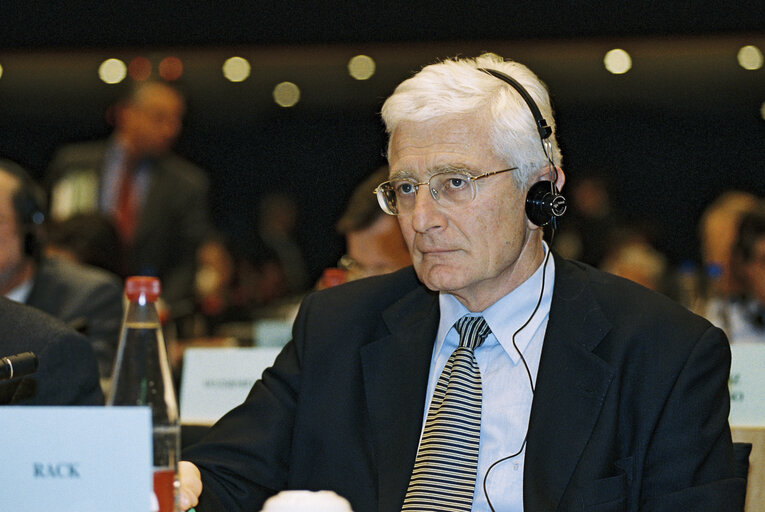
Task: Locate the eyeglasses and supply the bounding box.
[374,167,518,215]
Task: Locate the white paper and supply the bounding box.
[0,406,152,512]
[729,343,765,427]
[180,347,282,425]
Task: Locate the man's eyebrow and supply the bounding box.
[389,164,476,180]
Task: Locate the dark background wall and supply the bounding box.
[0,3,763,282]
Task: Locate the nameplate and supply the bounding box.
[180,347,282,426]
[729,343,765,427]
[0,406,151,511]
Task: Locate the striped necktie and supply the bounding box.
[402,315,491,511]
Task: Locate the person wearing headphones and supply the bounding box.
[0,159,123,389]
[0,296,104,405]
[179,55,743,511]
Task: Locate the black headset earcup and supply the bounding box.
[525,181,567,227]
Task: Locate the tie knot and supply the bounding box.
[454,315,491,349]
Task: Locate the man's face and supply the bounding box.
[0,172,28,294]
[345,215,411,280]
[389,114,545,311]
[121,85,184,157]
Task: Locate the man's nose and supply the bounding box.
[410,185,445,233]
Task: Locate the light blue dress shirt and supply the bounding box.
[423,244,555,511]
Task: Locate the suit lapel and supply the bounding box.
[524,255,615,511]
[360,285,439,512]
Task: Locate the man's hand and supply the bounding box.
[178,460,202,511]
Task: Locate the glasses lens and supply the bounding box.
[430,172,475,206]
[388,179,418,214]
[376,182,399,215]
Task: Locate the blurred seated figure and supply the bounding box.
[699,190,760,299]
[600,237,668,293]
[552,174,623,267]
[193,237,251,335]
[0,159,123,385]
[0,297,104,405]
[45,212,122,276]
[257,193,309,295]
[705,207,765,343]
[190,234,292,337]
[317,166,412,288]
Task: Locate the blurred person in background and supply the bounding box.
[600,234,668,293]
[698,190,760,298]
[46,80,213,324]
[0,159,122,387]
[44,212,122,276]
[705,206,765,343]
[257,193,309,296]
[0,296,104,405]
[552,174,623,268]
[317,166,412,288]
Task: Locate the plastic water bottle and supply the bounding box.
[108,276,180,512]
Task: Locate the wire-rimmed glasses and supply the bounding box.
[374,167,518,215]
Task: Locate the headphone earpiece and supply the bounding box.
[479,67,568,229]
[525,180,567,228]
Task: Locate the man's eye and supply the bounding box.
[443,175,469,190]
[395,182,415,195]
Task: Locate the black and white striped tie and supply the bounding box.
[402,315,491,512]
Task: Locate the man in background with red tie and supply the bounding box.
[178,55,743,511]
[47,81,212,322]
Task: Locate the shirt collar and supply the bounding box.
[436,242,555,363]
[4,276,34,304]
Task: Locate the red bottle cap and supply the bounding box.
[124,276,161,302]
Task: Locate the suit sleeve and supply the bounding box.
[182,294,311,512]
[639,325,746,511]
[13,329,104,406]
[77,277,124,381]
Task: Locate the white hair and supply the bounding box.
[381,54,562,187]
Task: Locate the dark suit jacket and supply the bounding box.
[47,140,211,312]
[184,255,745,511]
[26,257,123,381]
[0,297,104,405]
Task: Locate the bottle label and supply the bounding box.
[153,468,176,512]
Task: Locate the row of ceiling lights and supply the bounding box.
[0,47,762,110]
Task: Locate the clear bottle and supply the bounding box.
[108,276,180,512]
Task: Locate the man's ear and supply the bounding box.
[553,166,566,193]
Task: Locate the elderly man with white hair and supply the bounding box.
[178,54,744,512]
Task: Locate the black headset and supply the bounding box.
[479,68,567,229]
[0,159,46,257]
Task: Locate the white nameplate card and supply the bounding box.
[0,406,151,512]
[180,347,282,426]
[729,343,765,427]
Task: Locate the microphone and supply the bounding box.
[0,352,39,381]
